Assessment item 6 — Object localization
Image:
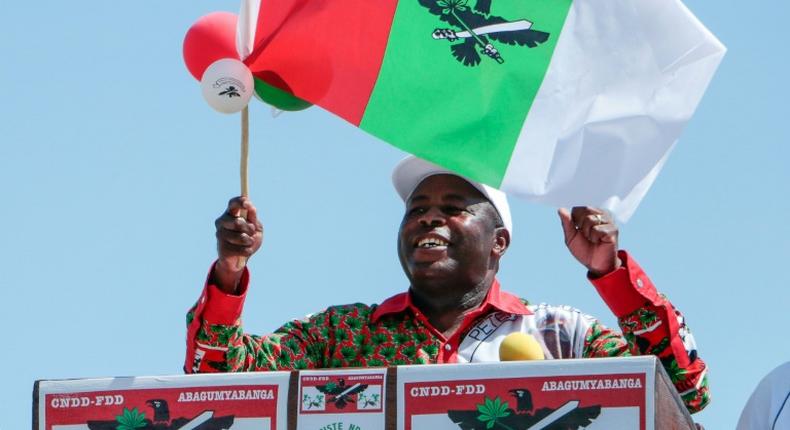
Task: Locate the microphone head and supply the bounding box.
[499,332,545,361]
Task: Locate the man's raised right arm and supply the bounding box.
[184,197,326,373]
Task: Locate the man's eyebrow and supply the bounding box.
[407,195,429,204]
[407,194,469,205]
[442,194,466,202]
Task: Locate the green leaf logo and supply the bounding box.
[476,396,512,430]
[115,407,146,430]
[437,0,468,14]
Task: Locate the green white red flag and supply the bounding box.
[237,0,724,220]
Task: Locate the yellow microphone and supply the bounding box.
[499,332,545,361]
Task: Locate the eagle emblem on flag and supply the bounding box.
[419,0,551,66]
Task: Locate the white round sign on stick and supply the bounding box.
[200,58,254,114]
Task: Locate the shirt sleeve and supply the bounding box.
[184,263,334,373]
[583,250,710,414]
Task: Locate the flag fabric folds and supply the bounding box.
[238,0,725,221]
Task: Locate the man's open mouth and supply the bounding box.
[415,237,449,249]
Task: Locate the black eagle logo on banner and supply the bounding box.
[418,0,550,66]
[447,389,602,430]
[315,378,369,409]
[86,399,235,430]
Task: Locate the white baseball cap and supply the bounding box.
[391,156,513,235]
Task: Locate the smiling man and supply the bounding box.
[185,156,710,414]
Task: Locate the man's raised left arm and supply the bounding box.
[559,207,710,413]
[586,250,710,412]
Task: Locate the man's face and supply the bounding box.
[398,174,506,291]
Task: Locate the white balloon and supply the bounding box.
[200,58,254,114]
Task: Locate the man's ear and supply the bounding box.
[492,228,510,258]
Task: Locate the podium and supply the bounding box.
[34,356,696,430]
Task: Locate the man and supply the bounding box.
[185,156,709,413]
[737,361,790,429]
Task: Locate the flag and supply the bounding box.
[237,0,725,220]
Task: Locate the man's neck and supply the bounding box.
[410,273,495,338]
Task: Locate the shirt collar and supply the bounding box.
[371,279,531,322]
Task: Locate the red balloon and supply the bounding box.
[183,12,239,81]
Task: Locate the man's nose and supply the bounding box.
[418,207,446,226]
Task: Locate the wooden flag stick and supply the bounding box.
[237,106,250,270]
[240,105,250,198]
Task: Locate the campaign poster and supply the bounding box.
[397,357,655,430]
[297,368,387,430]
[36,372,290,430]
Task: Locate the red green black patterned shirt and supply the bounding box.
[185,251,709,413]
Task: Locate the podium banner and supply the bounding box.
[297,368,388,429]
[397,357,657,430]
[35,372,290,430]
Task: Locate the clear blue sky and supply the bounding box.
[1,1,788,429]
